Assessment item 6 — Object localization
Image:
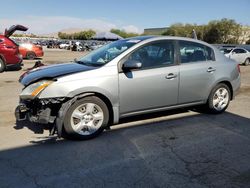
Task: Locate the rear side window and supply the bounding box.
[232,49,247,54]
[179,41,215,63]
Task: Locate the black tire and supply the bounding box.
[26,52,36,60]
[206,83,231,114]
[0,58,5,73]
[244,58,250,66]
[63,96,109,140]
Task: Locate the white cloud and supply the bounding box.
[122,25,142,33]
[0,16,141,35]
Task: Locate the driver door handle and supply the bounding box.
[165,73,177,80]
[207,67,216,73]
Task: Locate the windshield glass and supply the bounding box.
[220,48,233,54]
[77,39,141,66]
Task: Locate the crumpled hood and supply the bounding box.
[19,63,97,86]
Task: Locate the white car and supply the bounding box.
[225,47,250,66]
[59,43,70,49]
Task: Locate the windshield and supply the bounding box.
[77,39,140,66]
[220,48,233,54]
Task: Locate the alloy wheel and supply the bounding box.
[212,88,229,111]
[70,103,104,135]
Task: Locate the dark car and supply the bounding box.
[0,25,28,72]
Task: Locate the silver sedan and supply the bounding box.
[16,36,241,139]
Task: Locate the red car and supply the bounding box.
[0,25,28,72]
[19,43,44,60]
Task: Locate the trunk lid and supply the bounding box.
[4,25,28,37]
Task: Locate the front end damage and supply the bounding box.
[15,97,67,136]
[16,62,100,137]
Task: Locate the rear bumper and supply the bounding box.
[232,74,241,99]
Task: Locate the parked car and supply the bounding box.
[16,36,241,140]
[219,47,235,55]
[59,42,70,49]
[224,47,250,66]
[19,43,44,60]
[0,25,28,72]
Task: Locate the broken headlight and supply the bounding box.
[20,80,53,99]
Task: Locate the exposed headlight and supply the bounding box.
[20,80,53,99]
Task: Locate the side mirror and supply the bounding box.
[122,60,142,71]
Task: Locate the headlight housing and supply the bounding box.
[20,80,53,99]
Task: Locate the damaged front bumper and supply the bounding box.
[15,97,67,134]
[15,103,56,124]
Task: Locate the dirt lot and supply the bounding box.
[0,48,250,188]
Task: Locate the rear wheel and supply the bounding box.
[26,52,36,60]
[206,83,231,114]
[244,58,250,66]
[0,58,5,73]
[63,96,109,140]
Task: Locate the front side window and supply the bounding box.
[77,39,140,66]
[127,40,175,69]
[179,41,214,63]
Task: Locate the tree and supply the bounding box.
[110,29,138,38]
[246,38,250,45]
[58,30,96,40]
[162,24,205,40]
[203,18,242,44]
[162,18,243,44]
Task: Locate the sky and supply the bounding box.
[0,0,249,34]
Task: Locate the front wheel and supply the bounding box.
[63,96,109,140]
[26,52,36,60]
[206,83,231,114]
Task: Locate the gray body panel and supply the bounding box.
[119,66,179,115]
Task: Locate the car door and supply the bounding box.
[119,40,179,115]
[230,48,247,63]
[178,40,217,104]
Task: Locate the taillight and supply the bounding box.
[15,47,19,55]
[237,64,240,73]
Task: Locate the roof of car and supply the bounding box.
[126,35,216,49]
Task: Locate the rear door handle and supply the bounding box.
[165,73,177,80]
[207,67,216,73]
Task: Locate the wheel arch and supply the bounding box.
[210,80,233,101]
[0,54,6,71]
[244,57,250,64]
[74,92,114,125]
[56,91,116,138]
[26,51,36,58]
